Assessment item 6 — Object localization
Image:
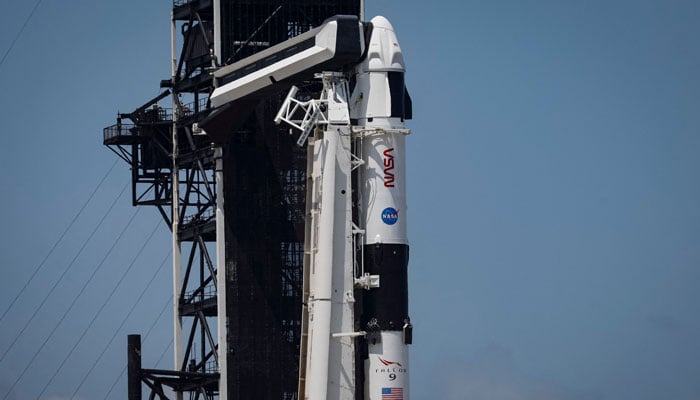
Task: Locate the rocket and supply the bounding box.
[350,16,412,400]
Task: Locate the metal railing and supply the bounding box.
[178,98,209,119]
[182,208,215,226]
[184,285,216,302]
[140,107,173,123]
[103,123,137,142]
[205,360,218,374]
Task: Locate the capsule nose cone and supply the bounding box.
[370,15,394,31]
[364,16,404,72]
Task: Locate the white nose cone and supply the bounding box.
[364,16,405,72]
[350,16,408,123]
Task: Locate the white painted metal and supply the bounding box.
[214,146,227,400]
[305,120,336,400]
[273,86,299,123]
[299,74,356,400]
[213,3,225,398]
[326,79,355,400]
[213,0,221,65]
[350,14,410,248]
[170,10,183,400]
[349,15,409,246]
[350,16,411,400]
[331,331,366,338]
[356,128,408,246]
[297,136,316,399]
[211,45,330,107]
[210,19,364,108]
[275,73,353,147]
[365,331,409,400]
[274,85,325,147]
[354,272,379,290]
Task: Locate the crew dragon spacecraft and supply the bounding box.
[201,15,412,400]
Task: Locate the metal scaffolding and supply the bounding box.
[104,1,360,399]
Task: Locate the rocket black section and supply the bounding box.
[387,72,412,120]
[362,243,409,331]
[387,72,405,120]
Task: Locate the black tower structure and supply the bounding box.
[104,1,360,399]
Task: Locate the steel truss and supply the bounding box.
[106,1,220,398]
[106,1,360,399]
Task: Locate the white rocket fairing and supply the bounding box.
[350,16,412,400]
[352,16,409,247]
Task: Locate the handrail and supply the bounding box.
[103,123,136,142]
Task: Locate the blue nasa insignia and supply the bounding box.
[381,207,399,225]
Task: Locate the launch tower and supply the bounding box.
[104,1,361,399]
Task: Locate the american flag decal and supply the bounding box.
[382,387,403,400]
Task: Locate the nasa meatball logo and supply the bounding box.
[381,207,399,225]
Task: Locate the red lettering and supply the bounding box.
[383,148,395,188]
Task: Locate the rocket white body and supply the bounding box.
[350,16,411,400]
[303,78,356,400]
[351,16,409,248]
[296,16,411,400]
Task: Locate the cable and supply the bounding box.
[156,338,175,369]
[0,205,140,400]
[64,251,170,400]
[30,219,163,400]
[151,339,175,400]
[231,1,286,60]
[103,296,172,400]
[0,159,119,325]
[0,0,44,70]
[103,368,126,400]
[0,179,130,364]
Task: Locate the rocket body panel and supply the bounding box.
[351,15,409,246]
[304,78,357,400]
[361,16,405,73]
[360,132,407,246]
[362,244,409,330]
[305,125,339,400]
[326,124,358,400]
[366,331,410,400]
[305,127,357,400]
[351,16,412,400]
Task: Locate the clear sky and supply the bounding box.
[1,1,699,399]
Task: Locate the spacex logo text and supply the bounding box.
[383,147,395,188]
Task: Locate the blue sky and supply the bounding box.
[1,0,699,399]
